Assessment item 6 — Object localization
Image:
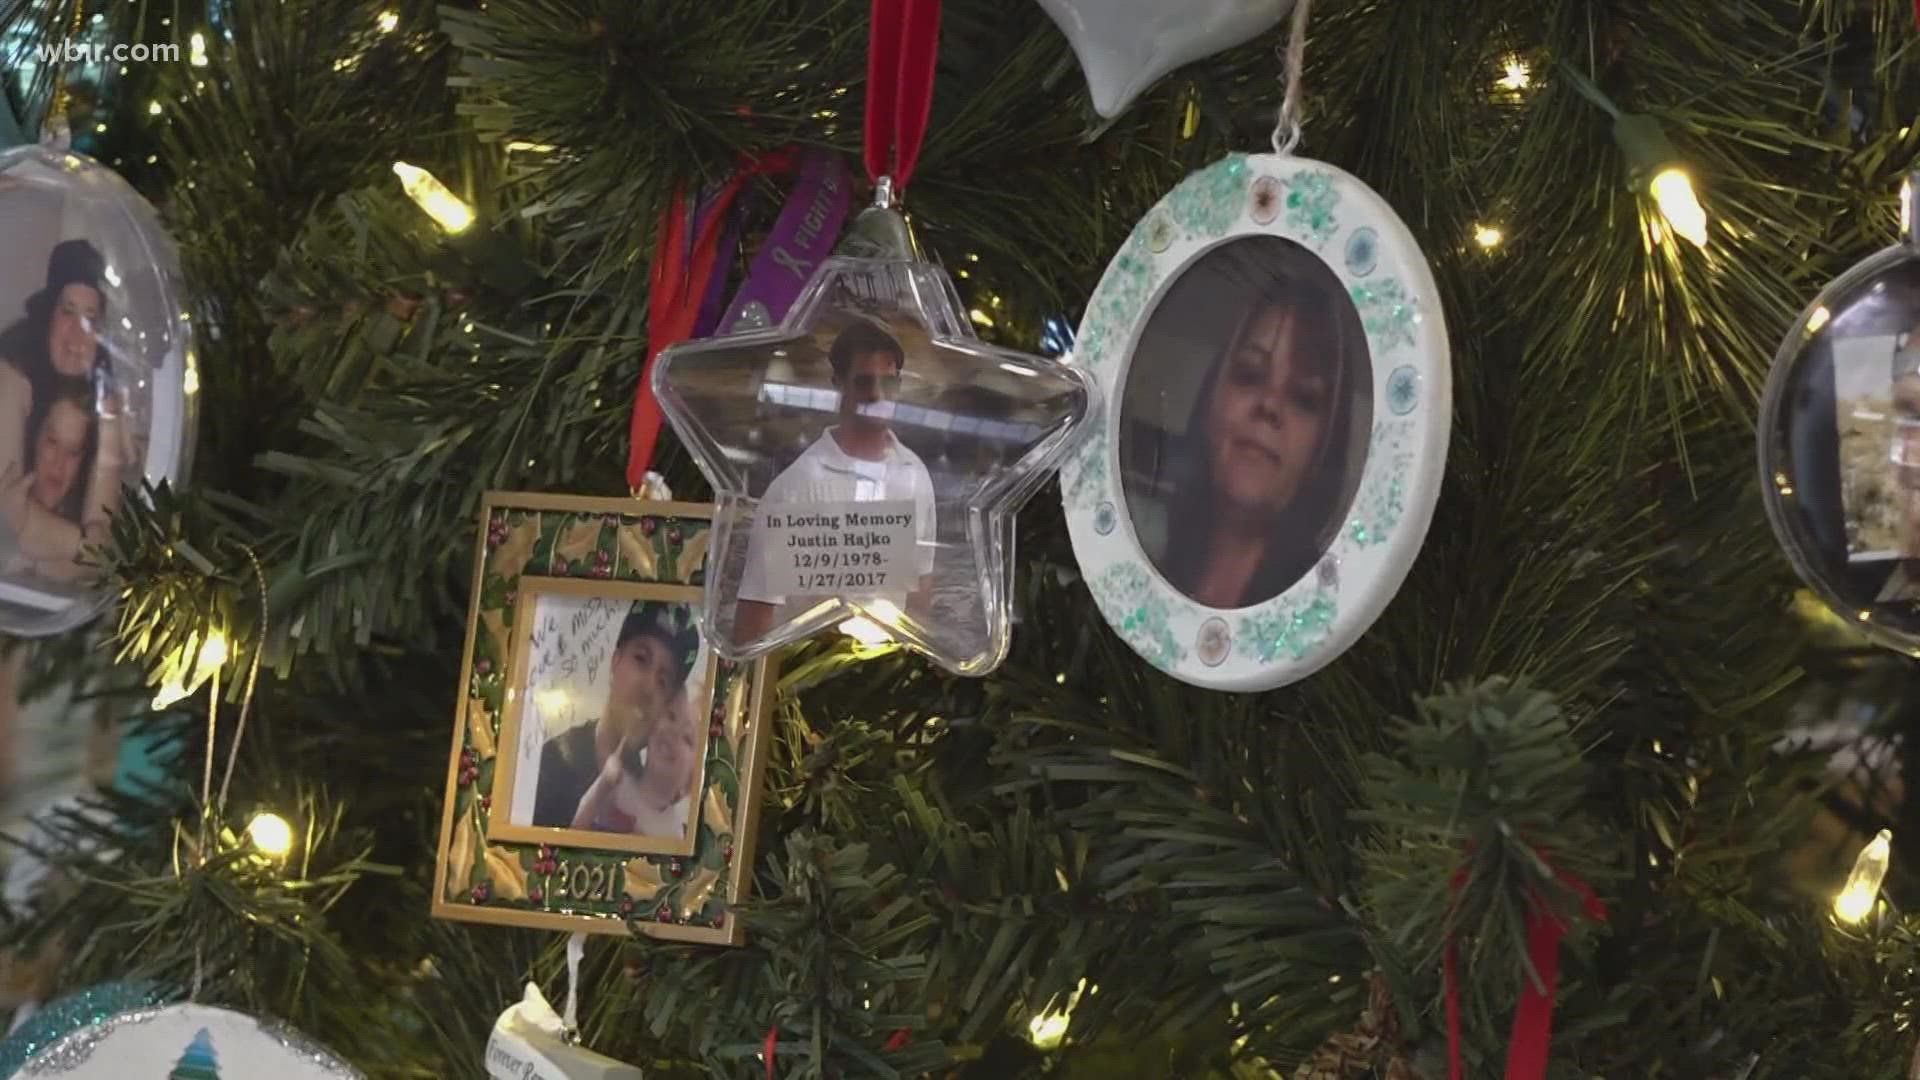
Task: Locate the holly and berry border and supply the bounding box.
[430,492,775,945]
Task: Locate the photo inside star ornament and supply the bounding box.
[654,247,1095,675]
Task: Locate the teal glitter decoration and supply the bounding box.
[0,980,172,1078]
[1237,593,1338,663]
[1350,277,1417,353]
[1349,421,1415,548]
[1061,411,1110,510]
[1089,563,1189,669]
[1078,233,1155,371]
[1064,211,1162,512]
[1283,171,1340,248]
[1165,155,1249,238]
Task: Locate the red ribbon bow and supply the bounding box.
[1444,858,1606,1080]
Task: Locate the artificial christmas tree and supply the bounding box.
[2,1,1920,1078]
[168,1027,221,1080]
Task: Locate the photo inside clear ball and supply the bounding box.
[0,145,192,638]
[1761,252,1920,649]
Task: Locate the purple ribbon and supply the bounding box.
[716,150,852,335]
[691,186,740,337]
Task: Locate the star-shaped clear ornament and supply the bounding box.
[654,208,1096,675]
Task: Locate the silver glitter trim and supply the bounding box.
[19,1004,361,1078]
[18,1005,167,1073]
[259,1013,364,1078]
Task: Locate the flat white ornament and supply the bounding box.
[1061,152,1450,692]
[486,984,641,1080]
[1037,0,1294,118]
[17,1003,359,1078]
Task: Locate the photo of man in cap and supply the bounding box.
[531,600,705,838]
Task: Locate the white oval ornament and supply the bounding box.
[0,145,194,637]
[17,1003,359,1078]
[1061,153,1450,691]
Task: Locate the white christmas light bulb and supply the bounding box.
[838,617,892,646]
[1497,56,1530,91]
[1027,979,1087,1051]
[1028,1011,1069,1051]
[839,600,904,647]
[151,677,189,710]
[1650,167,1708,249]
[154,629,230,708]
[392,162,474,234]
[197,631,230,670]
[247,811,295,859]
[1834,828,1892,924]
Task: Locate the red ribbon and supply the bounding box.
[1443,867,1468,1080]
[1444,860,1606,1080]
[763,1023,908,1075]
[632,1,941,484]
[628,150,796,489]
[760,1025,906,1076]
[637,0,944,480]
[862,0,942,192]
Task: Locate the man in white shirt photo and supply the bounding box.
[734,319,937,646]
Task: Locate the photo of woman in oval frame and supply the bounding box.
[1062,153,1451,693]
[1119,235,1372,611]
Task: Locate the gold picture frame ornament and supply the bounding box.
[431,492,775,945]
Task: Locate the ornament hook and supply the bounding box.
[838,176,924,261]
[563,931,586,1042]
[1270,0,1313,156]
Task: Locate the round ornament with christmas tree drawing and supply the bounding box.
[12,1003,358,1079]
[1061,153,1450,691]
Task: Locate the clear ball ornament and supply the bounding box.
[0,145,195,636]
